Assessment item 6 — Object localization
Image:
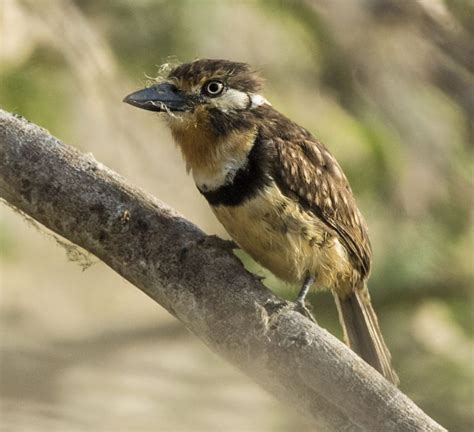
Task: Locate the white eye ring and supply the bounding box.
[203,80,225,97]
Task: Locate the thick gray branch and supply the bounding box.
[0,109,445,431]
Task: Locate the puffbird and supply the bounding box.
[124,59,398,385]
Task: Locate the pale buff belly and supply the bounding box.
[211,185,355,294]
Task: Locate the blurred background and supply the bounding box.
[0,0,472,430]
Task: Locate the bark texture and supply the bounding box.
[0,109,446,431]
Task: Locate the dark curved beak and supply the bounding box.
[123,83,190,112]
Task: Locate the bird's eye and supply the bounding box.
[203,80,225,97]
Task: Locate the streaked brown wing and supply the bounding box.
[273,135,372,278]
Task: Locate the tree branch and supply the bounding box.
[0,109,445,431]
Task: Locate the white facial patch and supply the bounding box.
[210,89,270,113]
[249,93,270,108]
[210,88,249,113]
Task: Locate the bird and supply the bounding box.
[123,58,399,385]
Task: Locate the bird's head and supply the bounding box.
[123,59,269,137]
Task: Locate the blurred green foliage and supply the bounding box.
[0,0,472,430]
[0,48,70,137]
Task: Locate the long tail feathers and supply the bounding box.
[334,287,399,386]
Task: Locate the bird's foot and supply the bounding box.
[290,273,317,323]
[291,299,317,324]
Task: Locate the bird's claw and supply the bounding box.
[291,299,317,324]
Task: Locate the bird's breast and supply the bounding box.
[210,183,355,292]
